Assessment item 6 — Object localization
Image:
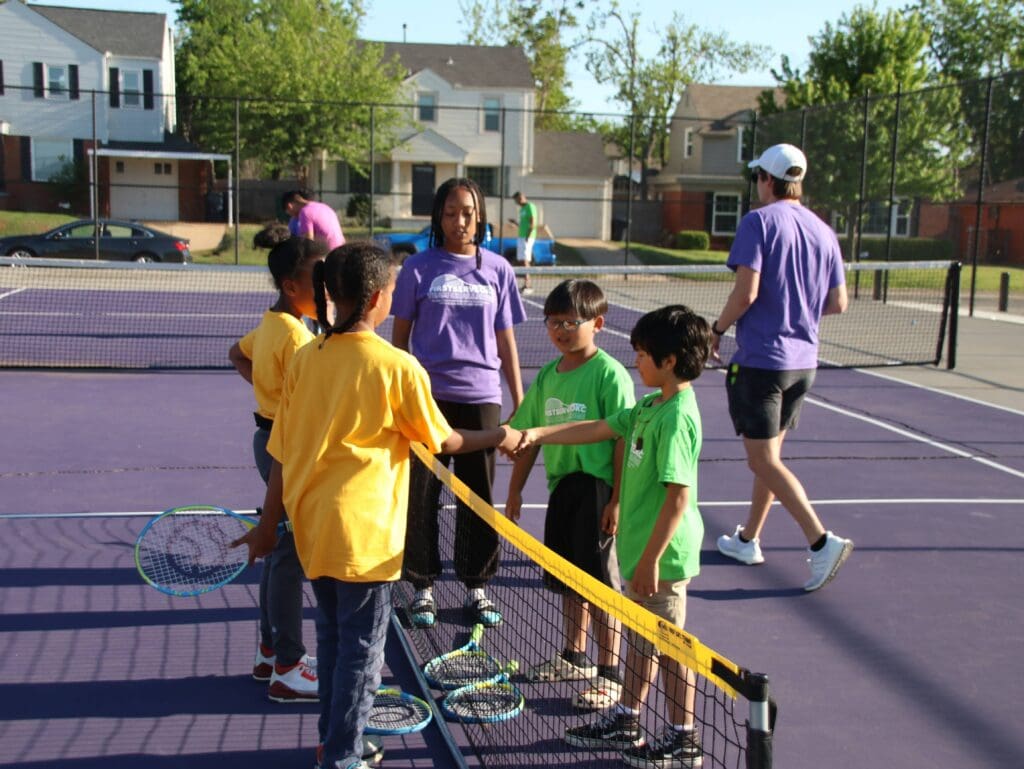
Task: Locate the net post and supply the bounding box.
[745,671,774,769]
[945,262,961,370]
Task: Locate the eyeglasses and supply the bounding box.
[543,317,592,331]
[750,169,766,183]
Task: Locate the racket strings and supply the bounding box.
[367,691,431,732]
[137,512,248,592]
[425,651,501,689]
[444,683,523,722]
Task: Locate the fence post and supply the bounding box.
[998,272,1010,312]
[91,88,99,261]
[369,103,376,237]
[234,97,240,265]
[969,76,994,316]
[625,112,636,267]
[498,106,507,247]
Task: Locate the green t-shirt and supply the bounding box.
[518,201,538,239]
[606,387,704,581]
[510,349,635,491]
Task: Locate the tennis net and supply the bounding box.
[0,256,958,370]
[391,443,774,769]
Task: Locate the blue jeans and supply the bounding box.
[311,578,391,768]
[254,426,307,665]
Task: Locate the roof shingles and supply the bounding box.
[29,4,166,59]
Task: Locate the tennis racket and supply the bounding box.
[423,623,505,690]
[134,505,289,597]
[441,663,524,724]
[364,687,433,735]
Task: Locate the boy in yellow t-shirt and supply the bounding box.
[236,242,520,769]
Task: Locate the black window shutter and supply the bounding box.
[143,70,154,110]
[21,136,32,180]
[33,62,45,98]
[704,191,715,233]
[0,61,5,96]
[73,139,85,168]
[109,67,120,108]
[69,64,80,100]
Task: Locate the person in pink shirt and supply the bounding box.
[282,189,345,251]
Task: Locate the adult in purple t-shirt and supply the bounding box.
[281,190,344,251]
[391,177,526,629]
[711,143,854,592]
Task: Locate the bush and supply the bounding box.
[346,194,379,226]
[675,230,710,250]
[838,235,955,262]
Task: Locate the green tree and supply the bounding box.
[585,2,767,199]
[460,0,583,130]
[758,5,967,247]
[911,0,1024,184]
[175,0,406,180]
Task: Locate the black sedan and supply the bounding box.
[0,219,191,263]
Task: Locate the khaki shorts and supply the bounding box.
[624,578,689,657]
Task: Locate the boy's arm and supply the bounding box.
[495,327,524,415]
[228,341,253,384]
[232,460,285,565]
[601,437,626,535]
[505,445,540,522]
[392,317,412,352]
[630,482,688,597]
[441,425,522,456]
[517,419,616,451]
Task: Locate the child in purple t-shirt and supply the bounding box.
[391,177,527,629]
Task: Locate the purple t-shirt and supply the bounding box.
[727,202,845,370]
[296,201,344,251]
[391,246,527,404]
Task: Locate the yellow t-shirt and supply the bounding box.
[267,331,452,582]
[238,310,314,420]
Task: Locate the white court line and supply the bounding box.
[856,366,1024,418]
[3,498,1023,520]
[0,287,27,301]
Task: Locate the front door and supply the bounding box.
[411,164,435,216]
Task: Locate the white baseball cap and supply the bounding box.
[748,143,807,182]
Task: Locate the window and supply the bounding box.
[48,65,67,96]
[467,166,508,197]
[32,138,73,181]
[863,200,911,237]
[712,193,741,235]
[67,223,97,238]
[154,162,171,175]
[736,126,745,163]
[684,128,694,158]
[123,70,142,108]
[338,162,392,194]
[417,93,436,122]
[483,98,501,132]
[115,161,125,174]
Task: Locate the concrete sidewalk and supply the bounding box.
[564,238,1024,413]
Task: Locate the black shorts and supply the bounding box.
[725,365,816,440]
[543,472,621,594]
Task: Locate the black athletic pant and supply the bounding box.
[403,400,501,591]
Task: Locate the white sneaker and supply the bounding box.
[717,526,765,565]
[252,644,275,681]
[573,674,623,710]
[527,653,597,682]
[804,532,854,592]
[268,653,319,702]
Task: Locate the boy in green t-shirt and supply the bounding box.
[507,279,635,710]
[514,305,712,769]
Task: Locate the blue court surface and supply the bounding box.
[1,358,1022,768]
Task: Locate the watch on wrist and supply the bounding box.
[712,322,727,336]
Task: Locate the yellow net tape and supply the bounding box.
[410,442,744,699]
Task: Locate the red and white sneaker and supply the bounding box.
[268,654,318,702]
[252,644,275,681]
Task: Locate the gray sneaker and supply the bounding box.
[804,532,854,591]
[717,525,764,565]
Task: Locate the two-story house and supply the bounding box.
[0,1,226,222]
[656,83,775,248]
[312,42,611,239]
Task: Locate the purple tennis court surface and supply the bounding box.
[2,364,1022,769]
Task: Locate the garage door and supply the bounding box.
[109,157,179,221]
[537,183,609,239]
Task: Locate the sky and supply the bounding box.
[29,0,907,115]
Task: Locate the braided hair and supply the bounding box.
[428,177,488,270]
[267,237,328,292]
[313,241,395,342]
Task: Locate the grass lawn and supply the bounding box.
[0,211,77,237]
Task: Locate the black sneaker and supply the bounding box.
[622,728,703,768]
[564,711,643,750]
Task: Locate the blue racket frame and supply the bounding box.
[134,505,288,597]
[364,687,433,735]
